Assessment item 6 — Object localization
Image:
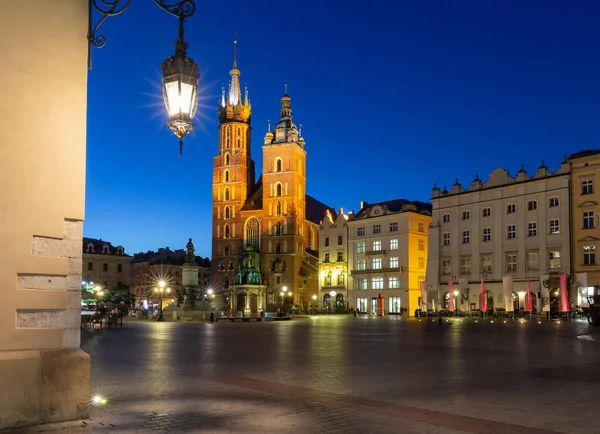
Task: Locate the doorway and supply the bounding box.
[236,292,246,312]
[250,293,258,313]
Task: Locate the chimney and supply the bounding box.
[360,201,366,209]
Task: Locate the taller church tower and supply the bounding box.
[211,39,254,289]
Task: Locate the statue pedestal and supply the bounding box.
[182,263,199,287]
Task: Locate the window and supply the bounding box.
[583,211,595,229]
[481,255,492,273]
[102,263,108,272]
[275,222,282,235]
[225,153,230,165]
[224,188,229,201]
[225,224,230,238]
[356,297,368,311]
[462,210,470,220]
[324,273,332,286]
[224,246,230,255]
[418,239,424,251]
[338,235,343,245]
[549,219,560,234]
[443,214,450,223]
[88,262,93,271]
[355,279,367,290]
[388,296,401,313]
[507,224,516,239]
[225,206,230,219]
[373,258,382,269]
[388,277,399,289]
[224,170,230,182]
[357,259,366,270]
[549,250,561,269]
[418,223,424,232]
[583,245,597,265]
[418,257,424,268]
[337,273,346,286]
[461,256,470,275]
[507,204,516,214]
[443,233,450,246]
[357,227,365,237]
[482,207,491,217]
[373,240,382,251]
[276,183,282,197]
[582,179,594,195]
[390,257,399,268]
[462,230,470,244]
[324,253,330,263]
[483,227,491,242]
[549,197,559,208]
[506,253,517,272]
[276,201,281,216]
[526,251,538,271]
[357,242,365,254]
[390,239,399,251]
[337,251,343,262]
[527,222,537,237]
[276,158,282,172]
[527,200,537,211]
[373,224,381,234]
[324,237,329,247]
[390,222,398,232]
[276,242,281,253]
[117,264,122,273]
[372,277,384,290]
[442,259,451,274]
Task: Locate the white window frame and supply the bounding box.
[462,210,470,220]
[390,239,399,251]
[527,200,538,211]
[357,259,366,270]
[372,277,384,290]
[549,219,560,234]
[526,251,539,271]
[507,204,516,214]
[462,230,470,244]
[549,197,559,208]
[482,207,491,217]
[390,257,399,268]
[373,224,381,234]
[357,242,365,254]
[390,222,398,232]
[527,221,537,237]
[443,233,450,246]
[582,179,594,195]
[583,245,596,266]
[388,277,400,289]
[506,253,517,272]
[483,227,491,242]
[507,224,516,239]
[373,240,382,251]
[443,214,450,223]
[583,211,595,229]
[460,256,470,275]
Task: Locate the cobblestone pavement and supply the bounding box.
[7,316,600,433]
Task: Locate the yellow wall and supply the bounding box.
[407,213,431,313]
[0,0,88,351]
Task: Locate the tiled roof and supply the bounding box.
[83,237,129,256]
[353,198,432,219]
[569,149,600,160]
[306,195,334,225]
[241,175,263,211]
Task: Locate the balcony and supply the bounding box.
[351,267,402,275]
[365,249,386,255]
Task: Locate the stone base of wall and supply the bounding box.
[0,348,90,429]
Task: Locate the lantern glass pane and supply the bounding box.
[165,81,181,117]
[179,82,194,116]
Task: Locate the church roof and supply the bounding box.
[306,195,333,225]
[241,175,263,211]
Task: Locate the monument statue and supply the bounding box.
[186,238,195,263]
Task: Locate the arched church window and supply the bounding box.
[245,217,260,250]
[237,127,241,148]
[226,126,231,147]
[225,188,230,201]
[276,201,282,216]
[276,242,281,253]
[276,158,282,172]
[225,153,230,165]
[225,224,230,239]
[224,170,229,182]
[225,206,230,219]
[276,183,282,197]
[276,222,282,236]
[237,138,241,147]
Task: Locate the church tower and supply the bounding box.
[212,39,254,289]
[261,87,308,298]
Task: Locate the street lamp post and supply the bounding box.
[154,280,171,322]
[312,294,317,315]
[280,286,292,316]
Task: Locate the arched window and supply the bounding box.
[226,126,231,147]
[225,188,230,201]
[325,273,332,286]
[276,201,282,216]
[276,183,282,197]
[337,273,346,286]
[275,222,282,235]
[237,138,241,147]
[225,153,230,165]
[225,206,230,219]
[245,217,260,249]
[338,235,343,245]
[224,170,229,182]
[324,237,329,247]
[225,224,230,238]
[276,242,281,253]
[336,293,344,307]
[276,158,282,172]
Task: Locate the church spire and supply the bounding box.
[280,83,292,120]
[228,36,241,106]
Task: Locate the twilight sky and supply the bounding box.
[85,0,600,257]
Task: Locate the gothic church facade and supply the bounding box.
[211,42,330,313]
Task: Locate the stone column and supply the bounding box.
[0,1,90,428]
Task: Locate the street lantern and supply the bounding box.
[154,280,171,322]
[160,9,199,155]
[88,0,199,155]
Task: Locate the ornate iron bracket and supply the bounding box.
[87,0,196,69]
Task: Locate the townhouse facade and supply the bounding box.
[317,209,349,310]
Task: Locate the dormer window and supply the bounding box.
[102,244,109,254]
[117,246,124,255]
[86,243,94,253]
